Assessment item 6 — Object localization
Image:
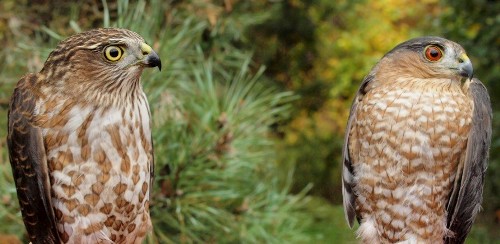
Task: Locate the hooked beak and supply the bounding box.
[457,53,473,79]
[140,43,162,71]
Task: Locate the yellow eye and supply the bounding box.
[104,46,123,62]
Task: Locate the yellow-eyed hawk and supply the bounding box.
[8,28,161,243]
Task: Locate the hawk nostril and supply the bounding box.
[458,58,464,63]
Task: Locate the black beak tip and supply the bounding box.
[146,53,162,71]
[459,63,473,80]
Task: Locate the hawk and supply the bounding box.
[342,37,492,243]
[8,28,161,243]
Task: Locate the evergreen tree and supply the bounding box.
[0,0,312,242]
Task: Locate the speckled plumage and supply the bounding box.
[342,37,491,243]
[8,28,161,243]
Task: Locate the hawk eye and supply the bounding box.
[424,45,443,62]
[104,46,123,62]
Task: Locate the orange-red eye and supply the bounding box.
[424,45,443,62]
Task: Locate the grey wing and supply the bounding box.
[7,74,61,243]
[445,78,492,244]
[342,74,374,228]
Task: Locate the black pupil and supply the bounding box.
[430,49,439,57]
[109,48,119,58]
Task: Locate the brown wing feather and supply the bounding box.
[150,133,155,202]
[445,78,492,244]
[7,74,61,243]
[342,74,374,228]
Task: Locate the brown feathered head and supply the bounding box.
[39,28,161,105]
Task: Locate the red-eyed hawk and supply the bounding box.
[342,37,492,243]
[8,28,161,243]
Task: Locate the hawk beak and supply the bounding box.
[140,43,162,71]
[457,53,473,79]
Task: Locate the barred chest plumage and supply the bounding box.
[34,92,153,243]
[350,78,473,243]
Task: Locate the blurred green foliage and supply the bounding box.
[0,0,313,242]
[0,0,498,243]
[249,0,443,202]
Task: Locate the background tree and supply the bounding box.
[0,0,312,243]
[248,0,441,203]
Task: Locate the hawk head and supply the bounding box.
[39,28,161,105]
[373,36,473,83]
